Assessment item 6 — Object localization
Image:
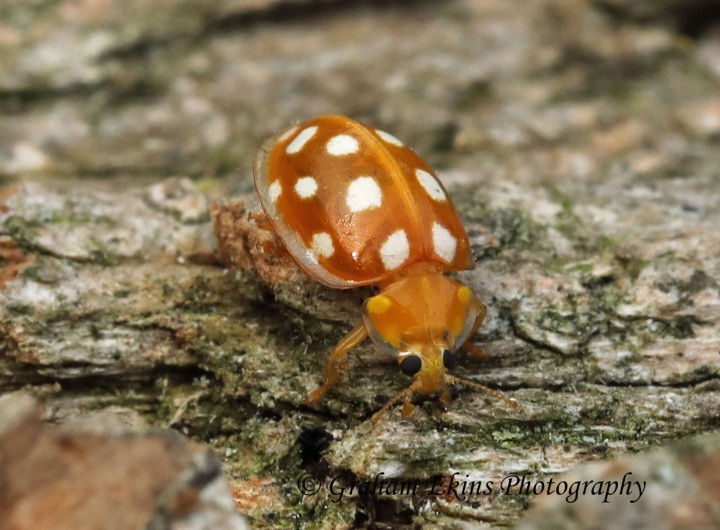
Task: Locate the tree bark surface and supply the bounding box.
[1,1,719,528]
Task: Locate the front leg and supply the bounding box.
[463,342,490,363]
[460,300,490,362]
[305,323,368,406]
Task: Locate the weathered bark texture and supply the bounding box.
[1,0,720,528]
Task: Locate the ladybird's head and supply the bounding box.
[362,272,516,423]
[363,273,485,392]
[395,347,464,394]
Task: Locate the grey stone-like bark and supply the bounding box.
[1,0,719,528]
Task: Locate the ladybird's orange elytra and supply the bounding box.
[253,115,517,423]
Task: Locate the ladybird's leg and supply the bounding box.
[371,383,417,426]
[439,386,453,406]
[463,342,490,363]
[306,323,368,406]
[400,396,416,418]
[460,302,490,362]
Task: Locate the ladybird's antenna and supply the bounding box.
[445,375,518,409]
[370,383,417,426]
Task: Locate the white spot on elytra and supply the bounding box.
[311,232,334,258]
[286,126,317,154]
[376,129,403,146]
[416,169,446,201]
[380,230,410,270]
[294,176,318,199]
[346,176,382,212]
[269,181,282,202]
[278,126,298,143]
[327,134,359,156]
[432,222,457,262]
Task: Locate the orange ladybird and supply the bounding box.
[254,115,517,423]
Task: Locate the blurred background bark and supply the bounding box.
[1,1,720,528]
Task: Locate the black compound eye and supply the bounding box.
[400,355,422,376]
[443,349,459,370]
